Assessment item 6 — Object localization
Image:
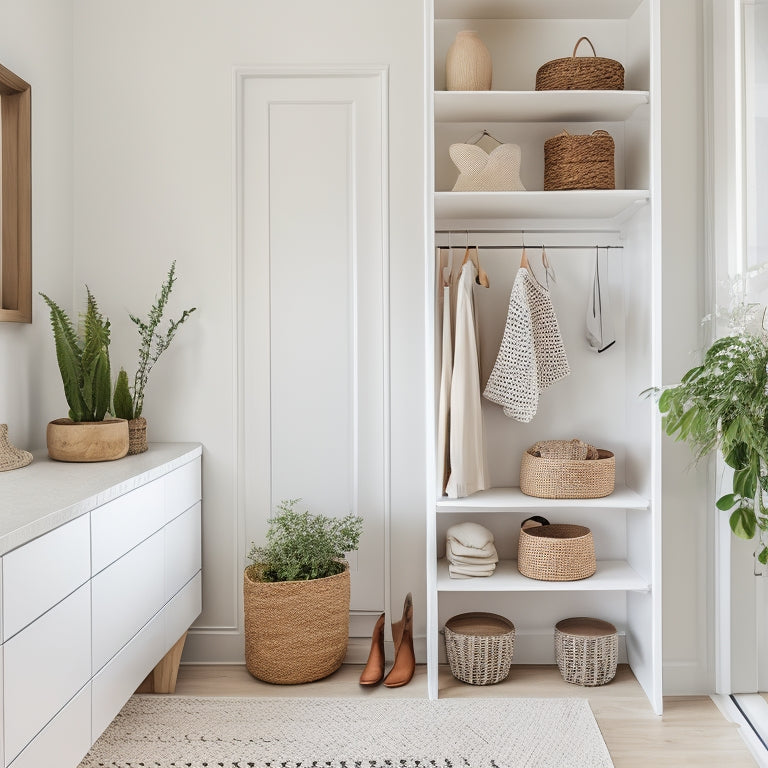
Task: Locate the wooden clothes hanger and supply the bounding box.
[461,245,490,288]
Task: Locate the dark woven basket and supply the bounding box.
[544,130,615,190]
[536,37,624,91]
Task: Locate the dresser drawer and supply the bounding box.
[92,610,164,743]
[164,571,202,651]
[3,583,91,766]
[91,476,164,575]
[92,530,165,674]
[2,515,90,642]
[165,502,201,601]
[6,684,91,768]
[165,457,201,524]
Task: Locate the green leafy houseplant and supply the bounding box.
[113,261,196,421]
[647,304,768,562]
[40,288,113,422]
[247,499,364,582]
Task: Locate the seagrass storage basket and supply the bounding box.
[444,612,516,685]
[243,566,350,684]
[544,130,615,190]
[520,446,615,499]
[555,617,618,686]
[536,37,624,91]
[517,524,596,581]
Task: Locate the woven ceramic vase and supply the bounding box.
[446,31,492,90]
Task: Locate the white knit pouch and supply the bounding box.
[450,143,526,191]
[483,268,570,422]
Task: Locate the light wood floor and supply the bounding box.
[175,663,757,767]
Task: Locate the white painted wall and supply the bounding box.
[71,0,428,662]
[660,0,712,694]
[0,0,74,450]
[0,0,714,691]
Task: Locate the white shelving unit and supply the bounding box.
[426,0,662,714]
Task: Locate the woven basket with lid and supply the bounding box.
[536,37,624,91]
[444,612,515,685]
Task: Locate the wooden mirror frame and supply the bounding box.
[0,62,31,323]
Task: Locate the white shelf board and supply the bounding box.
[437,558,650,592]
[434,190,649,221]
[434,90,648,123]
[436,484,649,511]
[435,0,644,20]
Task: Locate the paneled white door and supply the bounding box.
[240,69,388,624]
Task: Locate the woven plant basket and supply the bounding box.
[555,617,618,686]
[536,37,624,91]
[520,447,615,499]
[518,524,596,581]
[243,566,350,684]
[544,130,615,190]
[127,417,148,455]
[444,612,515,685]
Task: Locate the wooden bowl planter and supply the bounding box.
[243,565,350,684]
[46,418,129,462]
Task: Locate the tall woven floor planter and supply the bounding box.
[243,566,350,684]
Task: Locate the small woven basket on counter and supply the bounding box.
[444,612,516,685]
[544,129,615,190]
[536,37,624,91]
[518,523,596,581]
[555,617,618,686]
[520,443,615,499]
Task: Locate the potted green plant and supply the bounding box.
[113,261,196,454]
[40,287,129,462]
[244,498,363,684]
[646,300,768,561]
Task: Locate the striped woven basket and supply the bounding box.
[444,612,516,685]
[517,523,596,582]
[244,566,350,684]
[520,447,615,499]
[544,130,615,190]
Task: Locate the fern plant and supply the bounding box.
[247,499,364,582]
[40,288,113,422]
[113,261,196,420]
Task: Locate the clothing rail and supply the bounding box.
[434,244,624,250]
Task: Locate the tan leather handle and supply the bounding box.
[572,36,597,58]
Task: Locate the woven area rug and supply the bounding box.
[78,695,613,768]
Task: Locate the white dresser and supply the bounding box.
[0,443,202,768]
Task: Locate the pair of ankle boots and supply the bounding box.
[359,593,415,687]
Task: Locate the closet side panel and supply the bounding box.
[242,73,387,618]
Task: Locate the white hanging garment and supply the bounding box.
[445,260,490,499]
[436,249,453,496]
[586,247,616,353]
[483,262,570,422]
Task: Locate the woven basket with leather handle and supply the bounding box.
[520,446,615,499]
[544,129,615,190]
[536,37,624,90]
[518,523,596,582]
[244,566,350,684]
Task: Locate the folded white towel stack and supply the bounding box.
[446,522,499,579]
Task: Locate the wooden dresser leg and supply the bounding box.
[135,631,188,694]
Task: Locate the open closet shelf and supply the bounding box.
[434,90,649,123]
[436,484,649,511]
[437,558,650,592]
[435,0,643,19]
[434,190,649,221]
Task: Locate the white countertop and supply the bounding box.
[0,442,202,555]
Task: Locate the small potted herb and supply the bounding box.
[113,261,196,454]
[244,499,363,684]
[40,287,129,462]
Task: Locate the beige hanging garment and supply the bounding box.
[436,249,453,495]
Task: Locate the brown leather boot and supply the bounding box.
[359,612,385,685]
[383,593,414,688]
